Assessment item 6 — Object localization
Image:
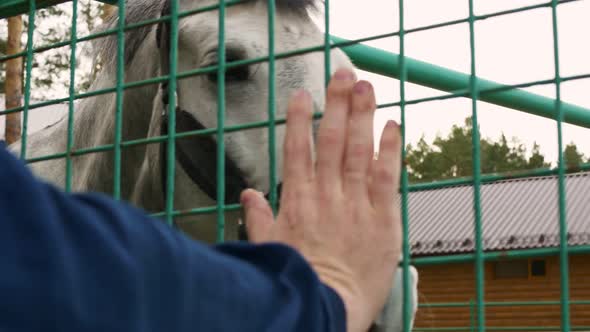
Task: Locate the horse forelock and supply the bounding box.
[91,0,164,72]
[91,0,320,72]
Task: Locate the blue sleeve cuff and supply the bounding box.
[320,281,347,332]
[0,145,347,332]
[214,242,348,332]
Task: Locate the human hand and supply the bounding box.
[240,68,403,332]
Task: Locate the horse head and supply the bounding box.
[135,0,355,242]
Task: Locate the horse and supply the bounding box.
[8,0,348,241]
[8,0,418,329]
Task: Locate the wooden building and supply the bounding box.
[406,171,590,331]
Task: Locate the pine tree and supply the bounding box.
[406,117,560,183]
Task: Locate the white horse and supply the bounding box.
[10,0,349,242]
[9,0,418,329]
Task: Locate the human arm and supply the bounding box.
[0,68,405,332]
[0,144,345,332]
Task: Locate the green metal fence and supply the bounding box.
[2,0,590,331]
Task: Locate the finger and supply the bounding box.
[240,189,274,243]
[343,80,376,194]
[369,120,402,211]
[316,68,357,188]
[283,89,314,191]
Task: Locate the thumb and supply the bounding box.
[240,189,274,243]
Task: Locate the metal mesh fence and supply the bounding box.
[2,0,590,331]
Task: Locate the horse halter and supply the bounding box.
[155,4,249,210]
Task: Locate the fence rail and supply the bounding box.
[2,1,590,129]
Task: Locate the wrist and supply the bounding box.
[310,260,373,332]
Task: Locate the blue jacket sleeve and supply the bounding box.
[0,146,346,332]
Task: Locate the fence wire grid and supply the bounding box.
[2,0,590,331]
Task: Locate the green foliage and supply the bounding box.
[406,117,554,183]
[0,0,104,101]
[563,143,589,169]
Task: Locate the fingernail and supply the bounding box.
[240,189,258,206]
[334,68,355,80]
[240,190,252,206]
[242,189,268,208]
[385,120,399,129]
[293,89,311,101]
[353,81,372,94]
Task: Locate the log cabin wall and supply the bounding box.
[413,254,590,331]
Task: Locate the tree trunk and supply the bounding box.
[5,15,23,145]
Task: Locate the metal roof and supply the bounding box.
[407,171,590,255]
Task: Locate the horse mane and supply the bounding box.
[91,0,320,75]
[91,0,165,73]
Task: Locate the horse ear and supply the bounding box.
[156,0,174,78]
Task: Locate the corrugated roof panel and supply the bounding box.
[407,171,590,255]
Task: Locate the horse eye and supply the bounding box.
[205,49,250,83]
[207,65,250,83]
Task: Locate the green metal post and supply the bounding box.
[19,0,35,160]
[65,0,78,192]
[165,0,180,226]
[330,35,590,129]
[467,1,485,330]
[112,0,125,199]
[550,0,571,330]
[397,1,412,331]
[267,0,278,214]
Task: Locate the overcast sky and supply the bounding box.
[2,0,589,165]
[315,0,590,164]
